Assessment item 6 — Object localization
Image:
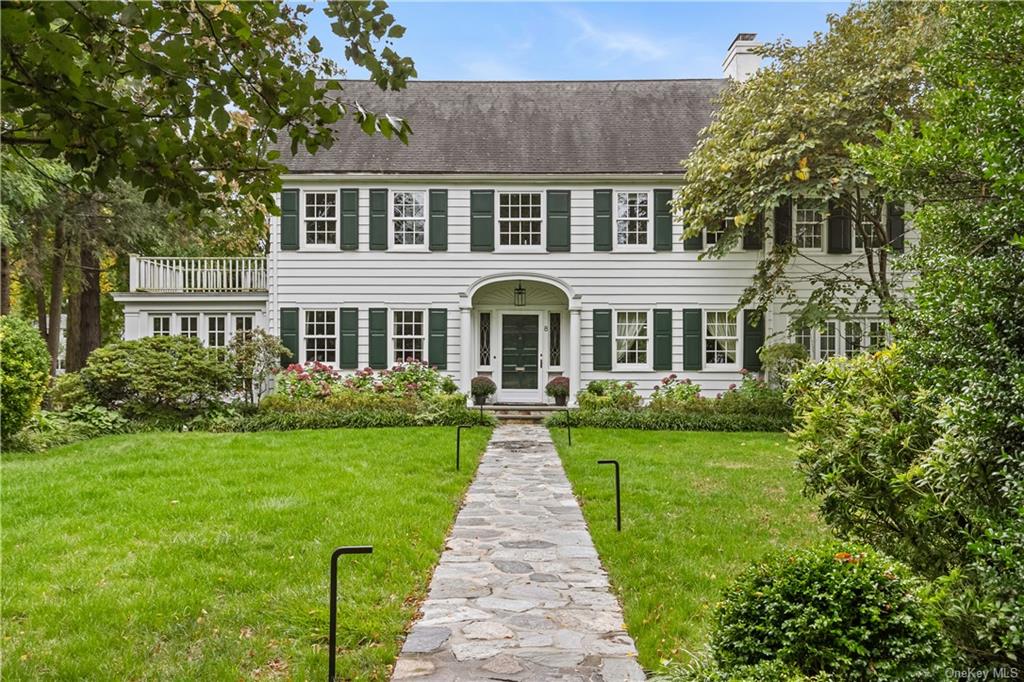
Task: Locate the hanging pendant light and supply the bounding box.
[513,280,526,307]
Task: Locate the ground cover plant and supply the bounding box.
[551,428,825,669]
[2,426,491,680]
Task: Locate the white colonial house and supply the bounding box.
[113,35,906,404]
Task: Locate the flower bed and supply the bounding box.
[237,359,493,430]
[546,372,792,432]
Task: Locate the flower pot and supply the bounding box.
[554,395,568,406]
[473,394,487,406]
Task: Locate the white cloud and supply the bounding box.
[563,8,672,64]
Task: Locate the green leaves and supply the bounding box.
[1,1,416,234]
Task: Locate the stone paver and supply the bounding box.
[392,424,645,681]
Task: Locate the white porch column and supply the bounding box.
[459,295,473,394]
[568,301,582,406]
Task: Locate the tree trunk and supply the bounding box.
[47,217,66,376]
[78,245,102,365]
[1,241,10,315]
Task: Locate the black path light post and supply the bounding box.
[597,460,621,531]
[328,546,373,681]
[564,407,572,446]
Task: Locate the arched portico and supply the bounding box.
[459,273,581,404]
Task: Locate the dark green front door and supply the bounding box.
[501,315,539,390]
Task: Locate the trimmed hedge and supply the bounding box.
[0,315,51,443]
[546,408,790,432]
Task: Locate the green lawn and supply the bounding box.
[2,427,490,680]
[551,428,825,670]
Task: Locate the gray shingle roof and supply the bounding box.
[274,79,727,175]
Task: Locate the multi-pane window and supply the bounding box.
[708,217,731,246]
[615,311,649,366]
[234,314,254,340]
[304,191,337,245]
[393,190,426,246]
[819,321,839,359]
[705,310,738,366]
[498,192,542,247]
[179,315,199,338]
[478,312,491,367]
[393,310,425,362]
[794,199,825,249]
[549,312,561,367]
[207,315,226,349]
[304,310,337,363]
[616,192,649,246]
[795,327,813,356]
[152,315,171,336]
[868,320,888,350]
[843,321,864,359]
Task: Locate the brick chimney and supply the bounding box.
[722,33,762,81]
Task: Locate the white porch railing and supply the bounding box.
[130,256,267,293]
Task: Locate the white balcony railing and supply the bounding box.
[129,256,267,293]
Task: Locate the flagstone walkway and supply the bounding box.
[391,424,645,681]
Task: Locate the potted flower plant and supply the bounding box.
[545,376,571,406]
[470,376,497,405]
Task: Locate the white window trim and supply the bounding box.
[301,188,340,251]
[792,198,827,253]
[613,189,653,252]
[178,313,200,339]
[206,313,228,350]
[793,317,889,362]
[612,308,652,371]
[390,308,427,364]
[151,314,172,337]
[389,188,429,252]
[301,308,338,366]
[703,309,740,370]
[495,189,546,253]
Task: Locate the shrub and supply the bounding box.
[274,361,339,399]
[650,373,702,410]
[81,336,233,421]
[715,372,791,420]
[545,376,570,398]
[0,315,51,443]
[713,544,951,680]
[758,343,808,390]
[48,371,95,411]
[470,375,496,397]
[547,407,789,432]
[656,658,819,682]
[228,328,290,404]
[578,379,641,411]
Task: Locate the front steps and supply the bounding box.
[480,403,569,423]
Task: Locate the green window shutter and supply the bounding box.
[368,307,388,369]
[429,189,448,251]
[683,308,703,371]
[470,190,494,252]
[593,309,612,371]
[546,190,571,252]
[593,190,613,251]
[743,212,764,250]
[338,307,358,369]
[682,229,703,251]
[280,189,299,251]
[773,199,792,246]
[742,309,765,372]
[428,308,448,370]
[340,189,359,250]
[279,307,299,367]
[827,198,852,254]
[653,309,673,371]
[654,189,673,251]
[887,202,905,253]
[369,189,388,251]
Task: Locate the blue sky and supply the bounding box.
[307,2,849,81]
